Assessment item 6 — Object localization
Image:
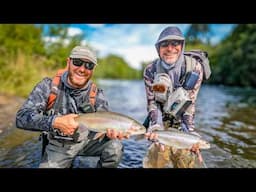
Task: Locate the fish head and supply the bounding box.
[198,140,211,149]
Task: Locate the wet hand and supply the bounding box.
[154,141,165,152]
[145,124,161,141]
[53,114,79,136]
[145,133,165,152]
[190,143,203,163]
[145,132,165,151]
[190,143,200,153]
[145,131,158,141]
[106,129,128,140]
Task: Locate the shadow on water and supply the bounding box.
[1,81,256,168]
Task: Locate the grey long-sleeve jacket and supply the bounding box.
[16,72,109,132]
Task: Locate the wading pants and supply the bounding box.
[39,131,123,168]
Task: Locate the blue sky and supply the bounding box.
[51,24,235,69]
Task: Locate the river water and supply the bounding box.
[1,80,256,168]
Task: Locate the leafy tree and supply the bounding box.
[94,54,141,79]
[213,24,256,87]
[186,24,211,45]
[42,24,84,69]
[0,24,45,57]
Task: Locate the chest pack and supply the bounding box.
[154,49,211,93]
[46,68,97,111]
[152,50,211,119]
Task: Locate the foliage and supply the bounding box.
[212,24,256,87]
[186,24,211,45]
[94,54,141,80]
[0,52,49,97]
[42,24,85,69]
[0,24,45,57]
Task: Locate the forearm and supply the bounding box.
[16,78,54,132]
[143,64,164,128]
[144,77,159,126]
[16,108,55,132]
[182,107,195,131]
[182,61,203,131]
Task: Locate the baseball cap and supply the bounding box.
[69,46,97,65]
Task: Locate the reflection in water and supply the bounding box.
[1,81,256,168]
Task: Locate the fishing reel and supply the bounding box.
[163,87,192,120]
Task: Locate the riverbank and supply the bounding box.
[0,93,24,135]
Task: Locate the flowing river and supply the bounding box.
[1,80,256,168]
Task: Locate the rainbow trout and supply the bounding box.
[154,129,210,149]
[76,111,146,136]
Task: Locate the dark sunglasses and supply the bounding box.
[159,40,183,47]
[71,58,95,70]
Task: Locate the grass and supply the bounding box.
[0,52,54,98]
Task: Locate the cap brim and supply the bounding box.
[158,35,185,43]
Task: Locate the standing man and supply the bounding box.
[16,45,127,168]
[143,26,205,168]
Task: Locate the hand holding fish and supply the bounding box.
[53,113,79,136]
[144,132,165,152]
[190,143,203,163]
[106,128,128,139]
[145,124,165,151]
[75,111,147,140]
[105,125,141,139]
[145,124,159,141]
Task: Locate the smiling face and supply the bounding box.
[159,40,183,64]
[67,58,94,89]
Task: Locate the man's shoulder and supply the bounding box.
[40,77,53,85]
[33,77,52,90]
[144,59,158,73]
[42,77,52,82]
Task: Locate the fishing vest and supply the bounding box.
[154,49,211,92]
[155,56,195,88]
[153,51,210,129]
[46,68,97,115]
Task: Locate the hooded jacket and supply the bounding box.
[143,26,203,132]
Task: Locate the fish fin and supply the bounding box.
[93,132,106,140]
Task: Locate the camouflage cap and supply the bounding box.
[70,46,97,65]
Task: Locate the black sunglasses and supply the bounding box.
[159,40,183,47]
[71,58,95,70]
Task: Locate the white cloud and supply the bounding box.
[85,24,190,69]
[67,27,83,36]
[117,45,158,69]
